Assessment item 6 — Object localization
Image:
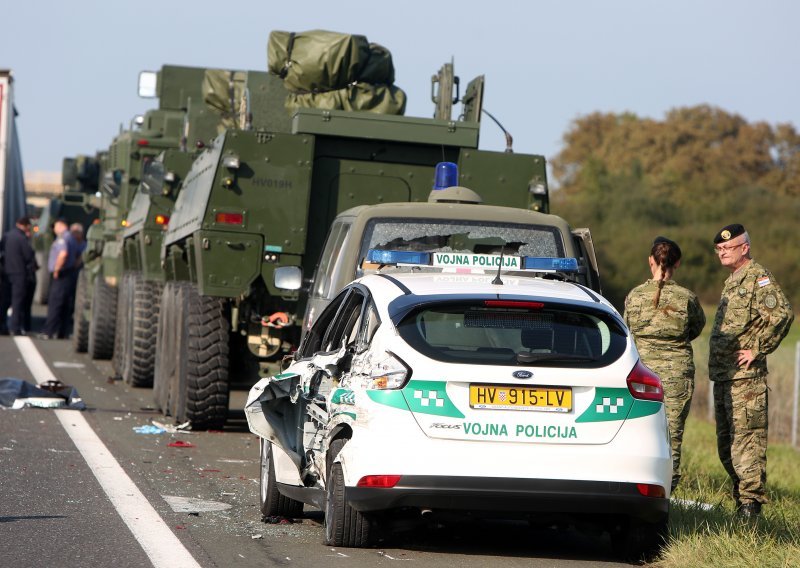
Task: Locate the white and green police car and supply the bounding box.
[245,250,671,560]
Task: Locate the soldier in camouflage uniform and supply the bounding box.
[624,236,705,492]
[709,223,794,518]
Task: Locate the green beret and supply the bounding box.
[713,223,745,244]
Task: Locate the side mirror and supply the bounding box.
[138,71,158,98]
[274,266,302,290]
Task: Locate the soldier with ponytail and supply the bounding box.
[624,236,705,491]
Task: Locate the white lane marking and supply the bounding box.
[13,336,202,568]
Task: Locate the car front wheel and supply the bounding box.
[259,438,303,519]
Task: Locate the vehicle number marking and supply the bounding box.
[469,384,572,412]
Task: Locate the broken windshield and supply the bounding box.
[357,218,564,276]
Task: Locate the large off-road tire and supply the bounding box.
[35,252,49,305]
[260,438,304,519]
[172,283,230,430]
[123,276,161,388]
[72,270,90,353]
[610,515,668,563]
[112,272,135,379]
[87,271,118,360]
[153,281,180,414]
[324,439,373,547]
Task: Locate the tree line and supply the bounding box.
[550,105,800,312]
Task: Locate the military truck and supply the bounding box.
[73,65,219,358]
[151,30,559,430]
[32,155,100,304]
[112,68,266,387]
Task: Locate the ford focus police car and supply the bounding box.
[245,250,671,560]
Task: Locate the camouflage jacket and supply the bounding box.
[624,280,705,378]
[709,260,794,381]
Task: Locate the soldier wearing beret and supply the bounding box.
[709,223,794,518]
[624,236,705,491]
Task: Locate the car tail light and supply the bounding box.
[369,353,410,390]
[626,361,663,402]
[357,475,401,488]
[636,483,666,498]
[215,212,244,225]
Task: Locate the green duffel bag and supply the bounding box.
[286,83,407,115]
[268,30,370,92]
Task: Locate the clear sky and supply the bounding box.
[3,0,798,177]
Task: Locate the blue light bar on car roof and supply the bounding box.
[366,249,432,266]
[365,249,580,273]
[522,257,579,272]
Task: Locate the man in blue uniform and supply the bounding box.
[41,219,79,339]
[0,216,37,335]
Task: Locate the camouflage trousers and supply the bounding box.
[662,375,694,491]
[713,375,769,505]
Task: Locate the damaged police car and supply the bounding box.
[245,250,671,559]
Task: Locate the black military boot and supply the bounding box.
[736,501,761,519]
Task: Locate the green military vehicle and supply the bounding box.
[151,30,563,430]
[112,67,268,387]
[73,65,218,357]
[33,156,100,304]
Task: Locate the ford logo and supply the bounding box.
[513,370,533,379]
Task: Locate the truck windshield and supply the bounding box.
[357,218,564,276]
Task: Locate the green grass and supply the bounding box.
[654,417,800,567]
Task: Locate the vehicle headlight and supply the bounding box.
[369,353,410,390]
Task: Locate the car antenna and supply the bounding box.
[492,247,504,286]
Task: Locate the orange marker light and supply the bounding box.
[155,214,170,226]
[215,212,244,224]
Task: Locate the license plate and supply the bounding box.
[469,384,572,412]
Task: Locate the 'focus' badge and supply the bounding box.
[513,370,533,379]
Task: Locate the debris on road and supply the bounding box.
[163,495,233,513]
[168,440,195,448]
[0,378,86,410]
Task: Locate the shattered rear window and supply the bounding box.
[358,218,563,276]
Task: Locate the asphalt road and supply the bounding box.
[0,316,634,568]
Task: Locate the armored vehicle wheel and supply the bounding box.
[72,270,90,353]
[324,438,373,547]
[153,281,180,414]
[113,272,135,379]
[125,278,162,388]
[260,438,303,519]
[172,283,229,430]
[87,271,117,360]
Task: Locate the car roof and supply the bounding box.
[357,271,612,312]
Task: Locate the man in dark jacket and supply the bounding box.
[0,216,38,335]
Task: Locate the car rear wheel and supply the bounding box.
[610,515,668,563]
[324,438,373,547]
[259,438,303,519]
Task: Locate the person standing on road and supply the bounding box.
[41,219,79,339]
[624,236,705,492]
[709,223,794,518]
[0,216,38,335]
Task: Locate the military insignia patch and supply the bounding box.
[764,294,777,309]
[721,229,731,240]
[757,276,771,287]
[738,287,748,296]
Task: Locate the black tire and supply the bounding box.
[610,515,668,563]
[87,271,118,360]
[324,438,373,547]
[260,438,304,519]
[72,270,90,353]
[112,272,134,379]
[35,252,49,305]
[153,281,179,414]
[124,276,160,387]
[173,283,229,430]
